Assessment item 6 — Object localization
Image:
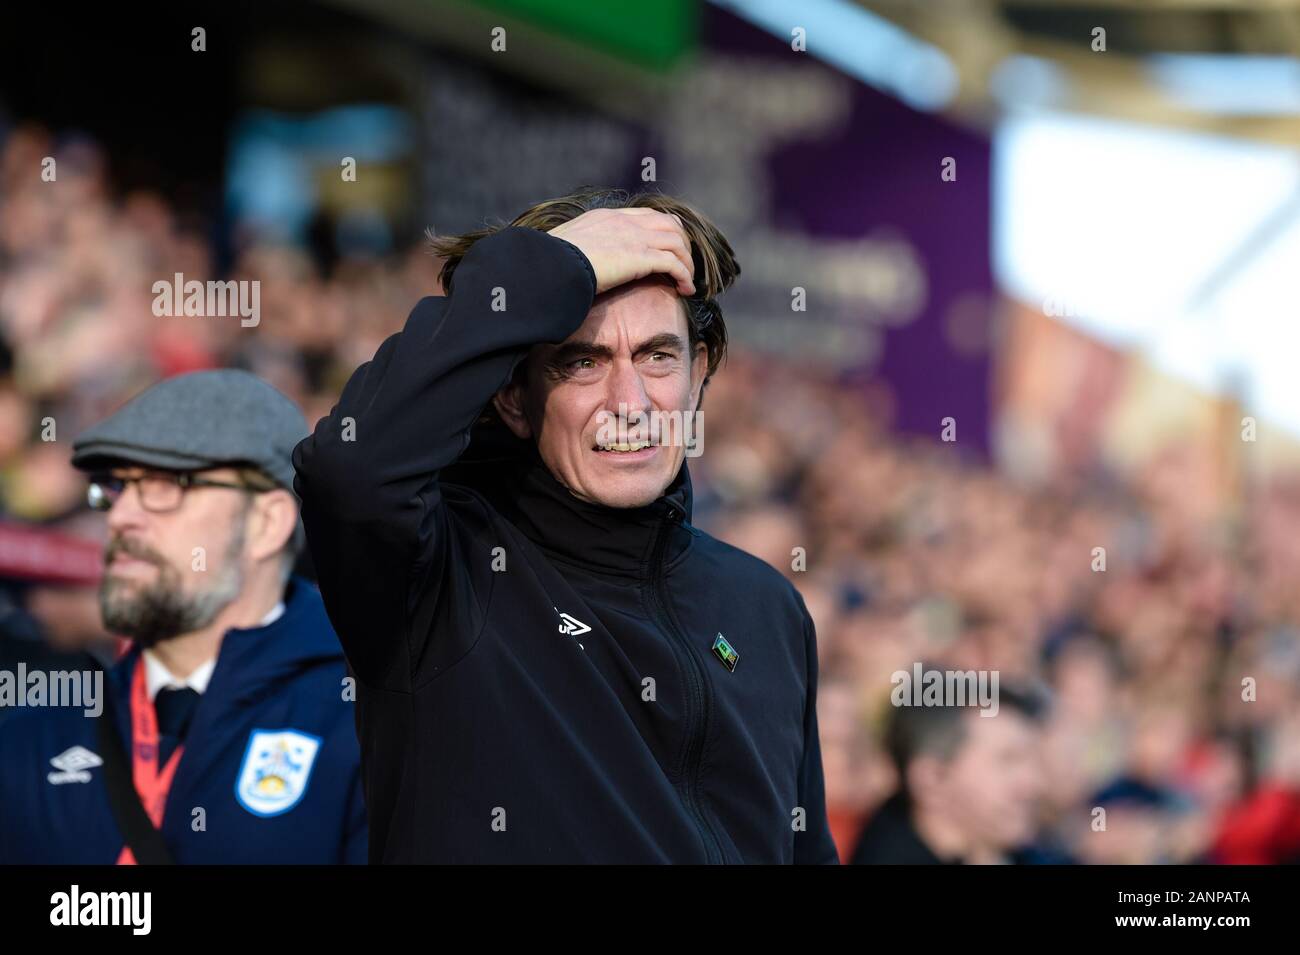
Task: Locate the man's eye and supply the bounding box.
[569,358,597,370]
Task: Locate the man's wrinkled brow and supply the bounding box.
[549,333,687,367]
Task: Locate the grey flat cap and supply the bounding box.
[71,370,307,491]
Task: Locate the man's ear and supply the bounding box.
[248,490,298,564]
[493,380,533,440]
[688,342,708,413]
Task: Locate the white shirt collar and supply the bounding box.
[143,600,286,702]
[143,653,215,702]
[259,600,286,628]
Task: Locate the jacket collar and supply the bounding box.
[448,421,695,579]
[110,576,341,703]
[102,577,340,802]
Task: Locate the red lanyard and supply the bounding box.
[115,656,184,865]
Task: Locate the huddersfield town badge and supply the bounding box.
[235,729,322,817]
[712,633,740,672]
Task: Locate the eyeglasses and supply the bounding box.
[86,471,275,514]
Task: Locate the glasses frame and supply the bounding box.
[86,469,275,514]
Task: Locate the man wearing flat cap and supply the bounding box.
[0,369,366,864]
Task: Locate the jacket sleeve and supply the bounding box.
[293,227,596,690]
[793,607,841,864]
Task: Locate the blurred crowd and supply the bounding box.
[0,123,436,670]
[5,123,1300,863]
[700,353,1300,863]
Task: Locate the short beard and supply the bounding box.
[99,519,247,649]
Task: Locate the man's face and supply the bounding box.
[98,466,252,646]
[939,710,1044,852]
[497,278,707,508]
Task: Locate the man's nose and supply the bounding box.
[104,483,150,533]
[605,359,652,420]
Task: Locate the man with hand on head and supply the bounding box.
[294,187,838,863]
[0,370,365,864]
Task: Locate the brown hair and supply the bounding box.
[428,186,739,380]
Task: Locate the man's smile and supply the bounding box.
[592,442,661,463]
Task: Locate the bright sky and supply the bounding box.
[993,110,1300,434]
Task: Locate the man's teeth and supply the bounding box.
[599,441,653,452]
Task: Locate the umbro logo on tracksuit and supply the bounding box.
[556,609,591,649]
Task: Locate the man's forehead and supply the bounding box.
[965,708,1035,746]
[567,278,687,345]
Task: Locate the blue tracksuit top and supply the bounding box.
[0,576,365,864]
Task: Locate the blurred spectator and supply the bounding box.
[848,682,1055,864]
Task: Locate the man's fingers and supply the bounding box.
[651,228,695,288]
[641,210,687,235]
[652,249,695,296]
[636,212,694,287]
[553,207,697,295]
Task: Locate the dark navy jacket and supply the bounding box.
[293,226,838,864]
[0,577,366,864]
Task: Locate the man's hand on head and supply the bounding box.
[547,208,696,298]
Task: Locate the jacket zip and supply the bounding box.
[645,502,726,864]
